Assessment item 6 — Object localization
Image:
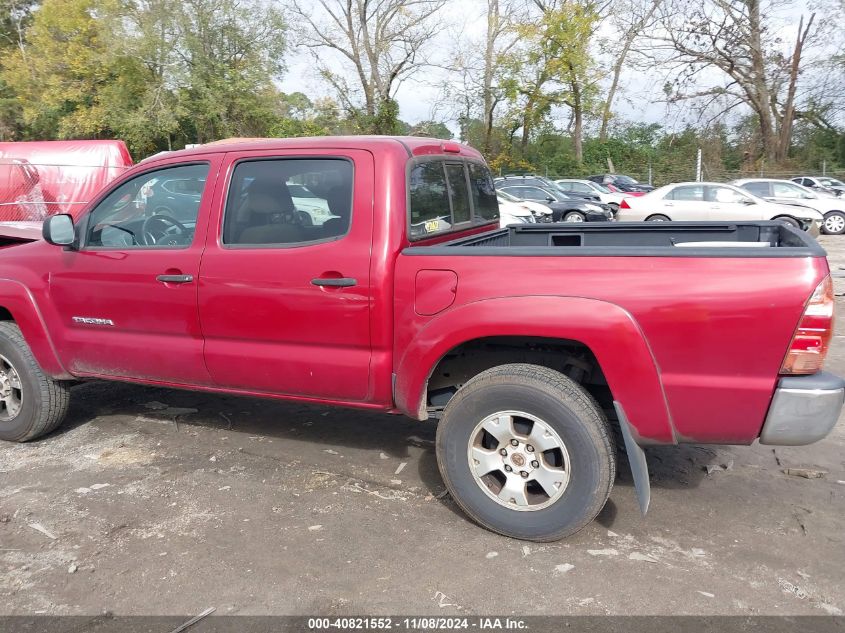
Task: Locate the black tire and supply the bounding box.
[822,211,845,235]
[646,214,670,222]
[774,215,801,229]
[0,322,70,442]
[563,211,586,223]
[436,363,616,541]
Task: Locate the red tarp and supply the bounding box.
[0,140,133,221]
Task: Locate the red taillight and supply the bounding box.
[780,275,834,375]
[620,199,631,209]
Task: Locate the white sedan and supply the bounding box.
[615,182,823,234]
[732,178,845,235]
[497,199,537,226]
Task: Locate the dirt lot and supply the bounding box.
[1,237,844,617]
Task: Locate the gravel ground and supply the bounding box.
[1,237,844,617]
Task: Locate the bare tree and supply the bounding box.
[598,0,662,141]
[290,0,445,130]
[652,0,819,163]
[440,0,523,151]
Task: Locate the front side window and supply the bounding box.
[85,163,209,248]
[708,186,750,204]
[519,187,552,201]
[223,158,353,246]
[773,182,807,198]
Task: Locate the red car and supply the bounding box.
[0,136,841,541]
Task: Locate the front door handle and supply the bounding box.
[311,277,357,287]
[156,274,194,284]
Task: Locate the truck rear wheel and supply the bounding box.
[0,322,70,442]
[436,363,615,541]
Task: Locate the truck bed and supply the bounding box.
[406,221,823,258]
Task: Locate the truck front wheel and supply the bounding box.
[0,322,70,442]
[436,363,616,541]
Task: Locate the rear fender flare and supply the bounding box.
[394,295,675,444]
[0,279,71,378]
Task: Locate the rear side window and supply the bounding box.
[223,158,353,246]
[742,182,770,197]
[409,159,499,239]
[668,185,704,201]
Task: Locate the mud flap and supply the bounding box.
[613,401,650,515]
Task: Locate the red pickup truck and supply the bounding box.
[0,137,842,541]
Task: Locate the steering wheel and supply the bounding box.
[142,213,189,246]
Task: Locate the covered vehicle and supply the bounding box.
[0,140,132,221]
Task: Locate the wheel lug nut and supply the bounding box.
[499,448,508,456]
[510,439,519,447]
[531,460,539,468]
[520,471,528,478]
[526,445,534,452]
[504,465,513,472]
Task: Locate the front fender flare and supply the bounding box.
[394,295,675,445]
[0,279,71,379]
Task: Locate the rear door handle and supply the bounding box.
[156,274,194,284]
[311,277,357,287]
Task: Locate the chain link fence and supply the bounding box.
[601,165,845,188]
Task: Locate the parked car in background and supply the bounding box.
[497,188,553,221]
[587,174,654,194]
[555,179,628,211]
[616,182,823,234]
[496,183,614,223]
[495,174,601,202]
[497,198,537,226]
[0,140,133,221]
[792,176,845,197]
[733,178,845,235]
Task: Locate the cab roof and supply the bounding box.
[140,136,482,163]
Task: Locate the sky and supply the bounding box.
[277,0,835,137]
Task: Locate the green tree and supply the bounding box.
[499,0,598,162]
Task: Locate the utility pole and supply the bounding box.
[823,160,827,176]
[695,148,702,182]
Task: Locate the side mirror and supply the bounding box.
[42,214,76,247]
[546,196,555,203]
[742,198,755,205]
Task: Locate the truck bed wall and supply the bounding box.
[393,250,828,445]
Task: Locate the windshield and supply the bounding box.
[497,189,518,202]
[589,182,611,193]
[818,178,845,187]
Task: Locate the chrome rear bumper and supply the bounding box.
[760,371,844,445]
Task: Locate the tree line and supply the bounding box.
[1,0,843,181]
